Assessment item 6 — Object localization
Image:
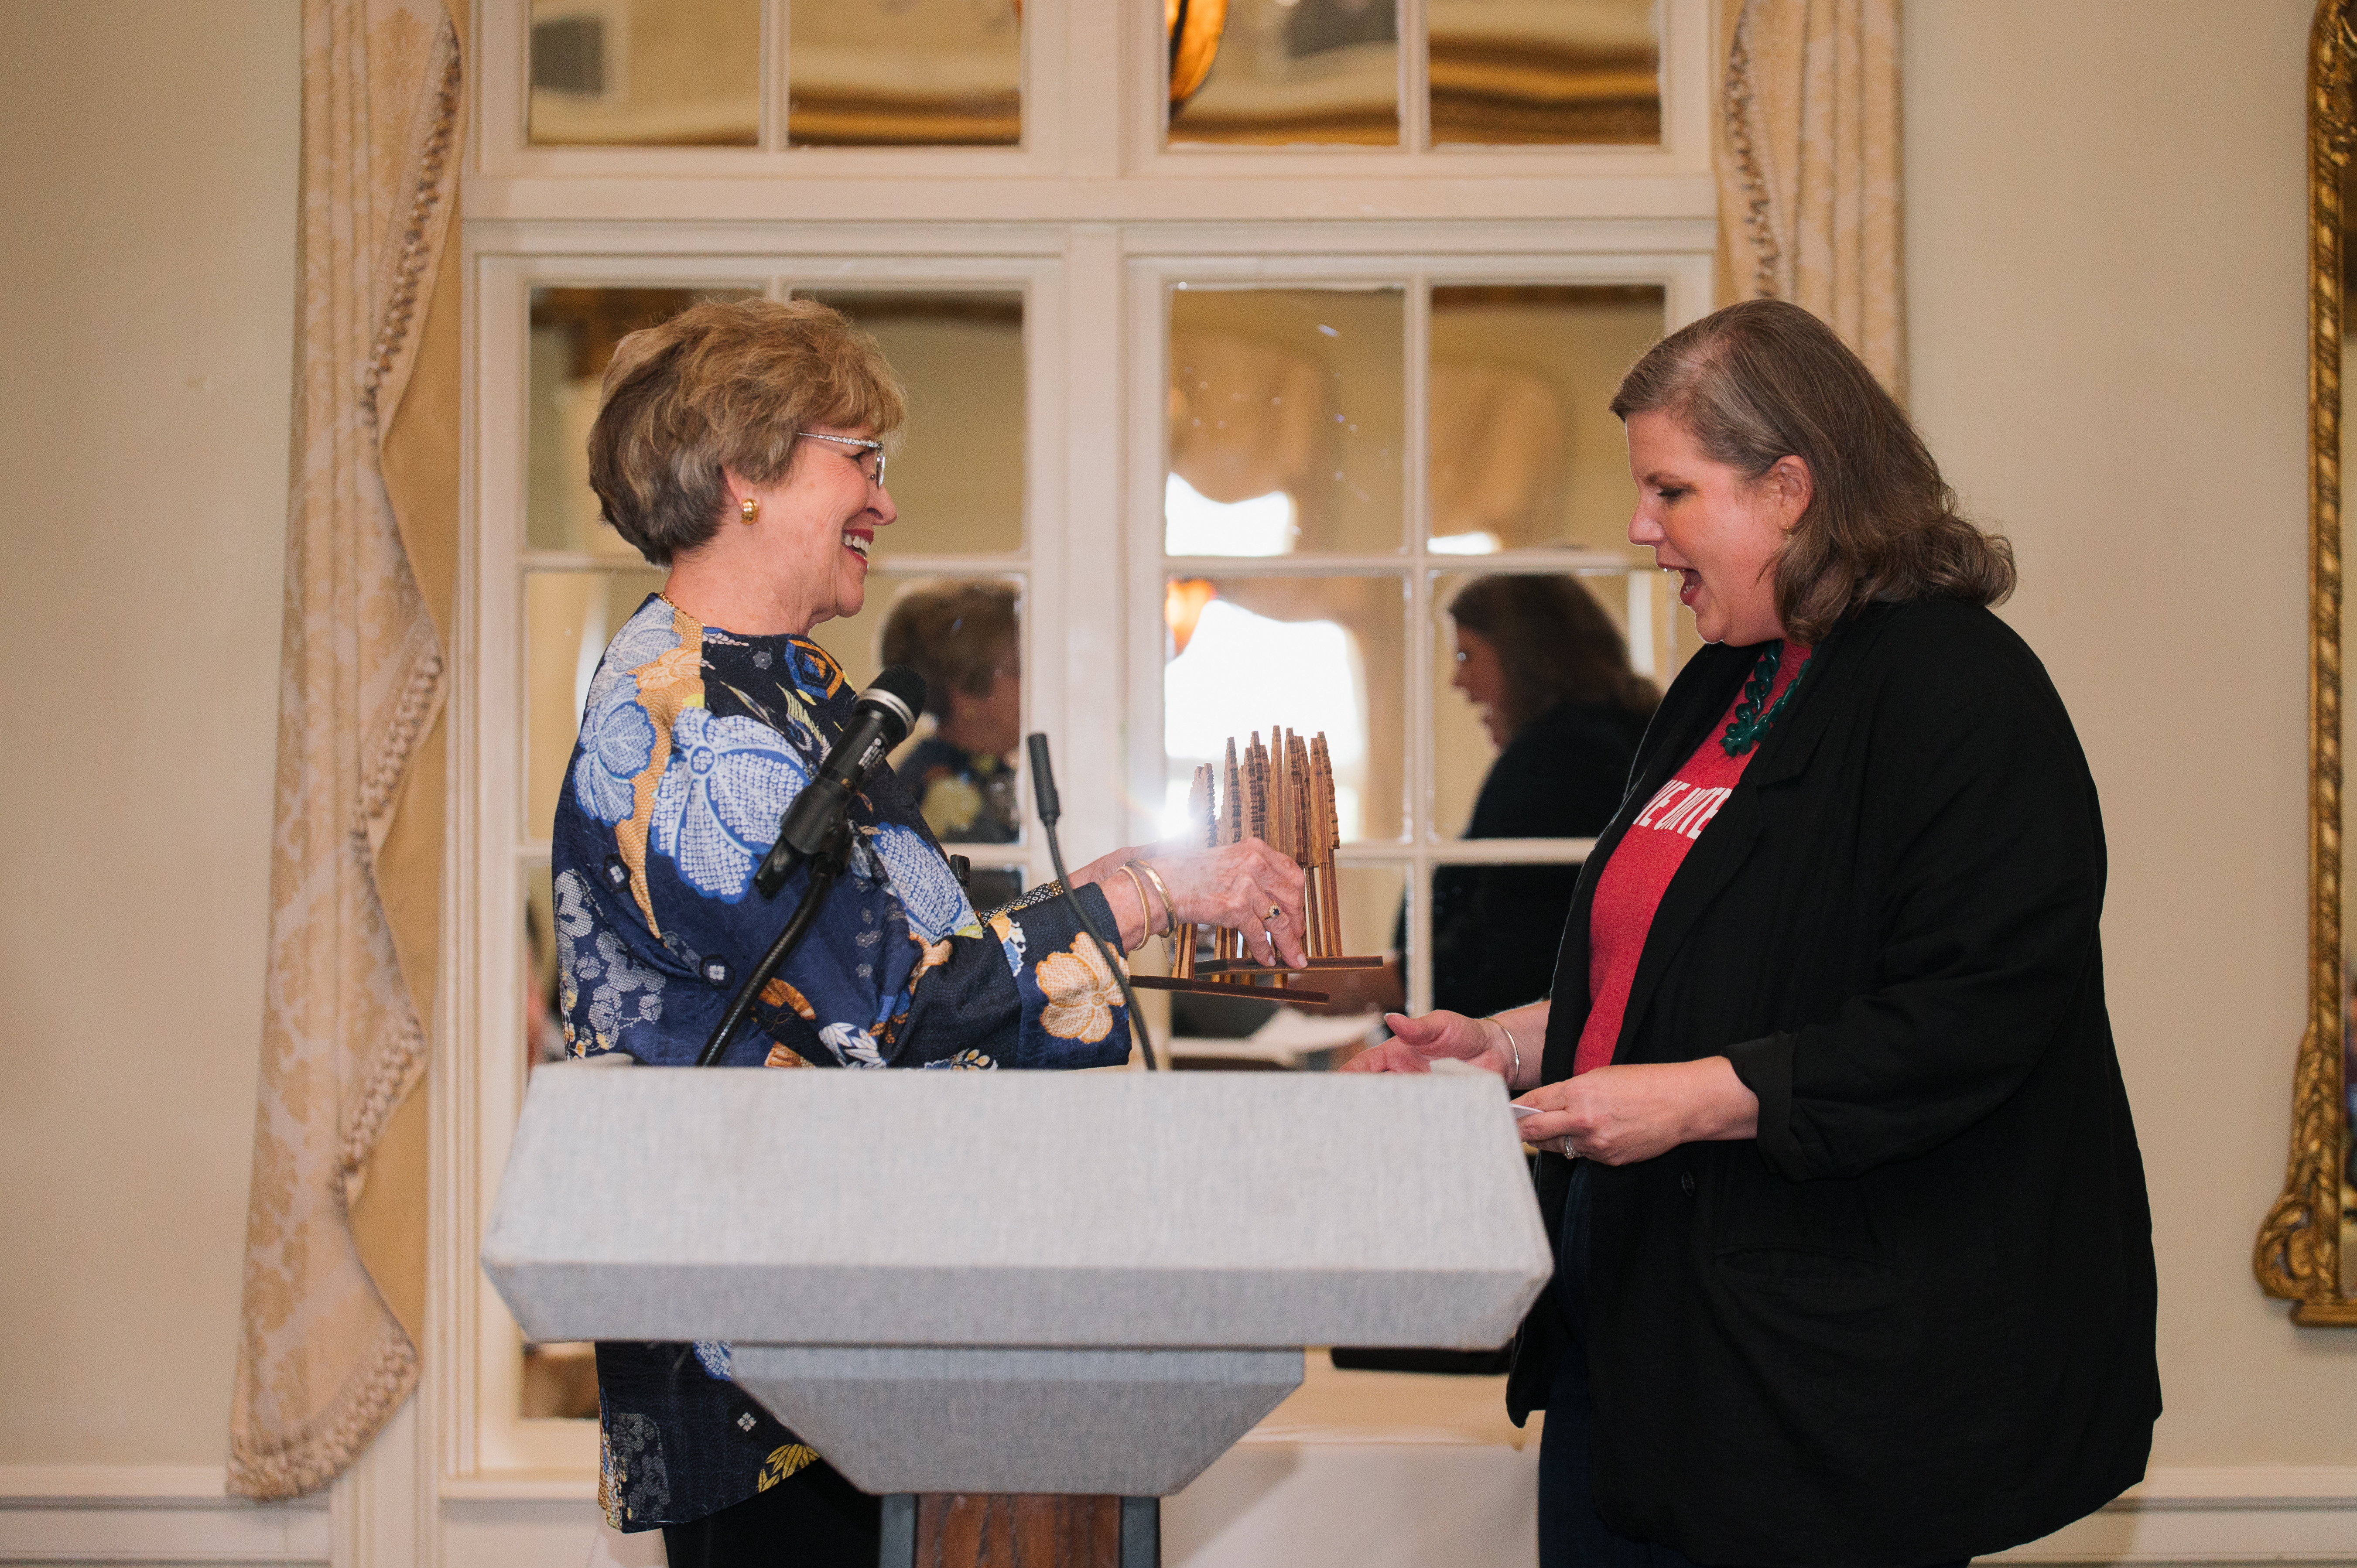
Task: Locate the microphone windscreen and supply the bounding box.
[868,664,928,728]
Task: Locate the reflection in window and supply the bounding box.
[797,293,1026,557]
[1423,564,1669,830]
[1168,0,1400,146]
[790,0,1021,146]
[1163,577,1404,842]
[1165,474,1296,557]
[1426,861,1582,1018]
[528,287,761,556]
[1427,284,1664,555]
[1428,0,1661,145]
[1168,288,1403,555]
[528,0,759,146]
[828,572,1031,903]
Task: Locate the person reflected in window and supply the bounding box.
[881,581,1024,908]
[1428,574,1658,1020]
[1323,575,1656,1026]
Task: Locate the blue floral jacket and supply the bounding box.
[550,594,1131,1531]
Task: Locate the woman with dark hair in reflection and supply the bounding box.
[1429,574,1658,1020]
[1324,574,1656,1029]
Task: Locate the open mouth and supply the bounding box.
[842,530,872,562]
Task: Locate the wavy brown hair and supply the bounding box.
[1448,574,1658,741]
[588,297,906,566]
[881,580,1019,701]
[1610,298,2013,646]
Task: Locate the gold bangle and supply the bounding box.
[1129,860,1179,937]
[1112,863,1156,948]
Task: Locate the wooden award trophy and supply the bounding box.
[1132,728,1382,1010]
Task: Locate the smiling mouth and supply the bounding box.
[842,531,871,561]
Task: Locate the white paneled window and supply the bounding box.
[452,0,1717,1485]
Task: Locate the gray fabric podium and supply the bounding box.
[483,1064,1551,1563]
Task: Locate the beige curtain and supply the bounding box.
[1716,0,1906,398]
[229,0,465,1500]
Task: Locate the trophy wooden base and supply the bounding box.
[1128,974,1334,1008]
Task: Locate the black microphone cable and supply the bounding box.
[1027,733,1159,1072]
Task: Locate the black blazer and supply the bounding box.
[1506,600,2159,1568]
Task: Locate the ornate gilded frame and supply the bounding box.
[2257,0,2357,1325]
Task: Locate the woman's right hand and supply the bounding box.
[1070,837,1308,965]
[1142,839,1309,968]
[1341,1009,1512,1079]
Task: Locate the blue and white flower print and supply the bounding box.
[587,929,666,1045]
[572,602,681,825]
[818,1020,885,1069]
[691,1341,733,1381]
[585,599,682,717]
[868,822,978,942]
[575,696,656,826]
[649,707,810,900]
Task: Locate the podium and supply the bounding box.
[483,1064,1552,1565]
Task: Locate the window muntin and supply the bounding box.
[463,0,1713,1475]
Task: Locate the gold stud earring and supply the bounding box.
[740,498,759,524]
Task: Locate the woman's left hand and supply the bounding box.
[1512,1058,1761,1165]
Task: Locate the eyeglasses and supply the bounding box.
[795,430,886,491]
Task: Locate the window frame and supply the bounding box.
[441,0,1719,1496]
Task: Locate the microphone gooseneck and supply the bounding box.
[1027,733,1159,1072]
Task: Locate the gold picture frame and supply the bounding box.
[2256,0,2357,1325]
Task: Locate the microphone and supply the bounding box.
[1025,732,1157,1071]
[752,666,927,898]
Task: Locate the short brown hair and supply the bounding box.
[1611,298,2014,646]
[587,297,907,566]
[1447,574,1658,739]
[881,580,1019,702]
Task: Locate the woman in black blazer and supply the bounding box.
[1346,298,2158,1568]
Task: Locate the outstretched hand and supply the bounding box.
[1340,1008,1511,1079]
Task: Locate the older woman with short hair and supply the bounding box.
[555,297,1308,1562]
[1349,299,2158,1568]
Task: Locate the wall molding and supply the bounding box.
[1986,1466,2357,1564]
[0,1465,328,1565]
[3,1461,2354,1565]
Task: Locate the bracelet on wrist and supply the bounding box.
[1130,860,1179,937]
[1111,864,1156,951]
[1485,1015,1524,1088]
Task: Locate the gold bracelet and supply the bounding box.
[1129,860,1179,937]
[1112,863,1156,949]
[1485,1015,1523,1088]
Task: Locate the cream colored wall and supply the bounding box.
[0,0,297,1465]
[1907,0,2357,1464]
[1,0,2350,1491]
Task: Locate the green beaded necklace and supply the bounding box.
[1721,640,1806,757]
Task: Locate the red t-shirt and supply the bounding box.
[1572,646,1812,1076]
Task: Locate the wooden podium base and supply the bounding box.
[883,1494,1157,1568]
